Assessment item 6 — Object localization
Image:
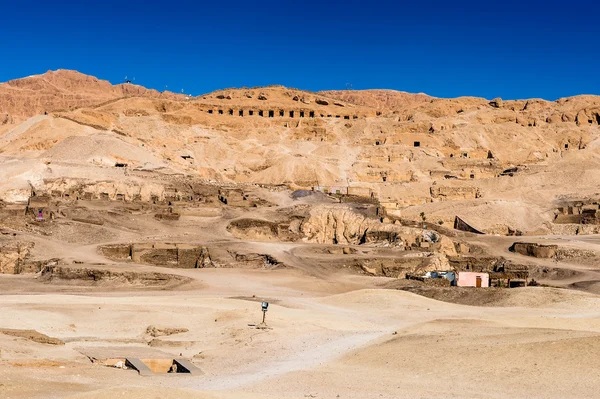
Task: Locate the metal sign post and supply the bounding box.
[261,301,269,324]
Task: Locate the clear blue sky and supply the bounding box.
[2,0,599,100]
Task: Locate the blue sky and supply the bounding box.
[2,0,599,99]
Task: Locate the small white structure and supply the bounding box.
[457,272,489,288]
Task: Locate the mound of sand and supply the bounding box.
[41,133,166,168]
[400,286,593,307]
[0,328,64,345]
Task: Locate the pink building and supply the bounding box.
[457,272,489,287]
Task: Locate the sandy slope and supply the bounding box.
[1,279,599,398]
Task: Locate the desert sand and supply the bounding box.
[1,70,600,398]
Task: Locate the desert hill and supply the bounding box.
[319,89,433,111]
[1,70,600,234]
[0,69,186,124]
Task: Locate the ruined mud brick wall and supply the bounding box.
[227,218,304,242]
[430,186,481,200]
[99,244,131,260]
[511,242,557,258]
[448,256,505,272]
[136,243,178,266]
[100,243,213,268]
[0,204,27,218]
[406,274,452,286]
[154,213,181,221]
[176,244,202,268]
[347,187,374,197]
[356,255,442,278]
[355,169,413,184]
[218,189,248,206]
[554,202,600,223]
[0,242,34,274]
[44,177,221,205]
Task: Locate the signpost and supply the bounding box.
[261,301,269,324]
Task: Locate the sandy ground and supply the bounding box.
[2,191,600,398]
[1,264,600,399]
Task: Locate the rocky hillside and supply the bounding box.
[0,69,186,124]
[2,70,600,235]
[319,89,432,111]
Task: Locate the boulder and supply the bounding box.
[489,97,503,108]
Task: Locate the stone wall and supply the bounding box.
[0,242,43,274]
[510,242,557,258]
[100,243,214,268]
[430,185,481,200]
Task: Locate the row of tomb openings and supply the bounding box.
[204,109,498,158]
[207,108,358,120]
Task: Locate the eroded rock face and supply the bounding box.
[301,206,423,247]
[301,206,371,245]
